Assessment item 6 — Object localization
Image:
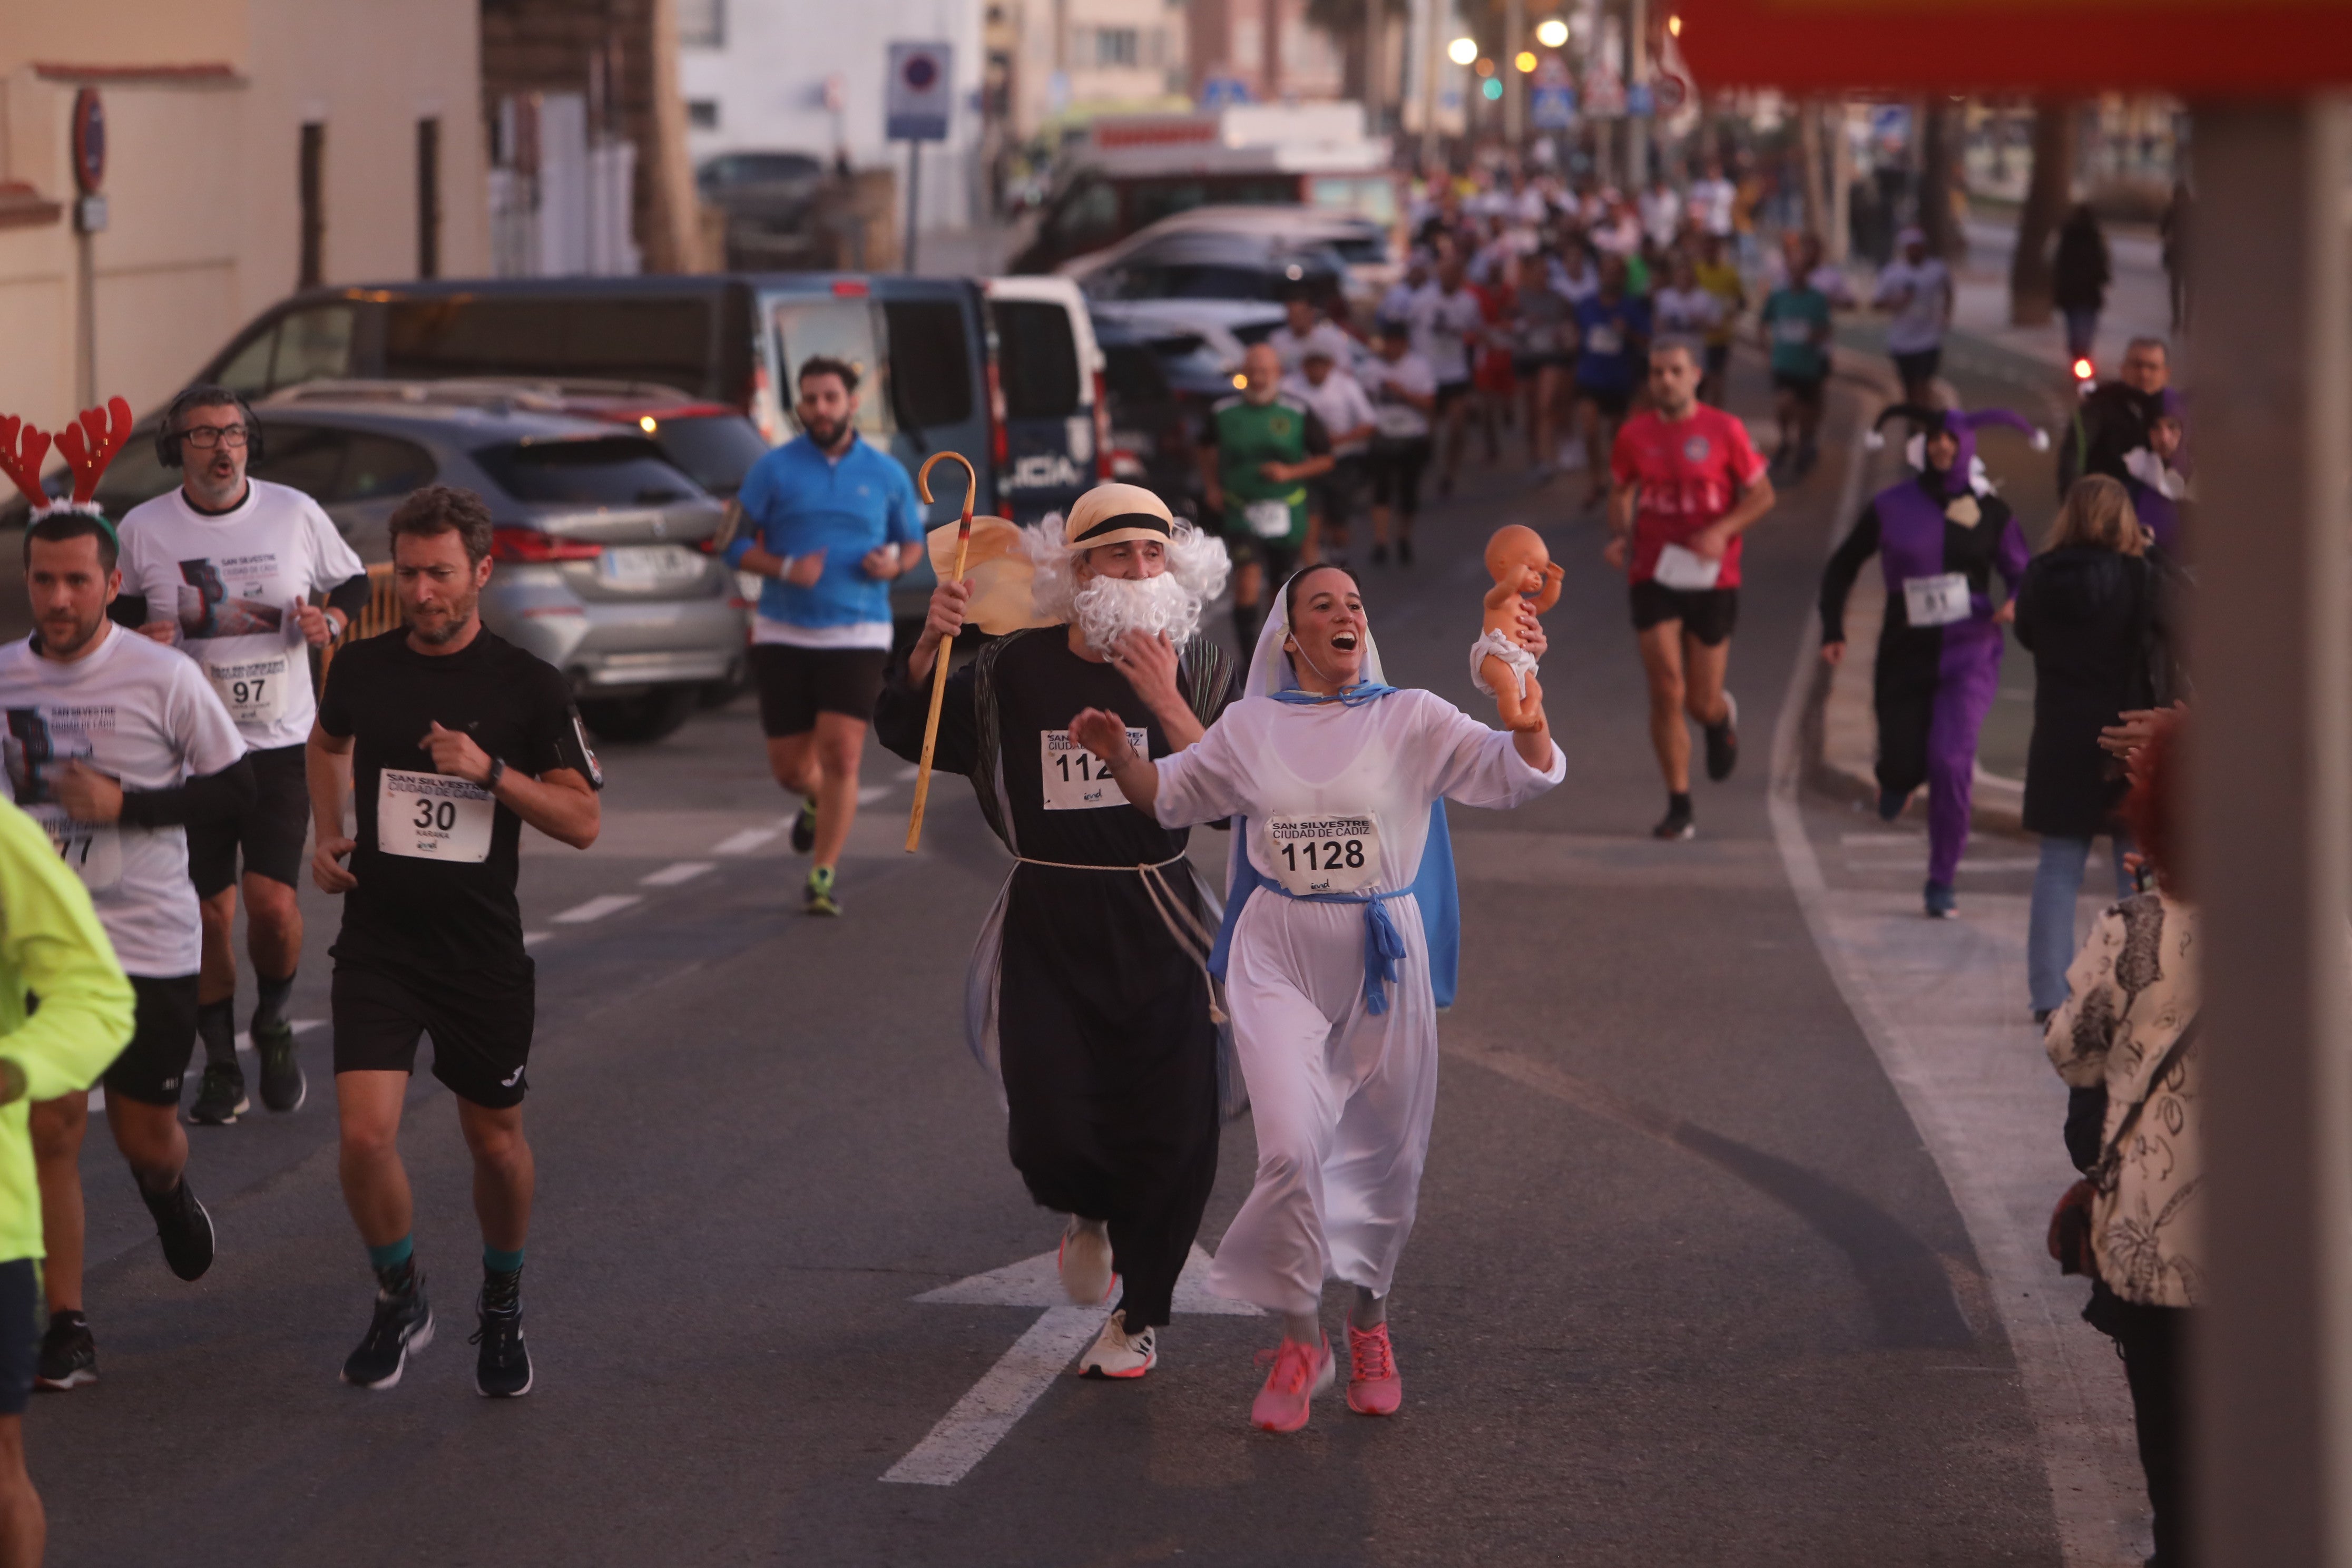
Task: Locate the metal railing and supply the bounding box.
[317,563,401,682]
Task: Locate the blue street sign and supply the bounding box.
[1626,82,1653,117]
[1200,75,1252,107]
[1531,85,1576,129]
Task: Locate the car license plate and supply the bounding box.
[601,544,704,587]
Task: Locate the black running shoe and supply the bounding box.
[1652,800,1697,841]
[343,1273,433,1390]
[471,1295,532,1399]
[35,1312,95,1391]
[251,1018,306,1113]
[139,1175,214,1282]
[1703,693,1740,782]
[789,797,818,854]
[187,1062,247,1125]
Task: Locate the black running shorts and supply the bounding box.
[1892,346,1943,387]
[0,1261,34,1415]
[103,973,201,1109]
[750,644,888,738]
[188,742,309,896]
[1575,381,1633,420]
[1771,370,1827,408]
[1630,580,1741,646]
[1367,438,1432,517]
[332,957,536,1109]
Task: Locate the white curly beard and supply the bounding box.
[1023,516,1231,654]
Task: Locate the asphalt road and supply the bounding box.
[30,354,2078,1566]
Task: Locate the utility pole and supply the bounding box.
[1625,0,1647,189]
[1504,0,1525,145]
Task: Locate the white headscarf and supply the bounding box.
[1246,567,1390,699]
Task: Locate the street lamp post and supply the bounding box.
[1505,0,1526,144]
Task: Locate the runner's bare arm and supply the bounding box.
[422,722,600,850]
[308,721,358,893]
[1071,707,1159,812]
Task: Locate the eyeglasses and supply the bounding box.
[179,424,250,449]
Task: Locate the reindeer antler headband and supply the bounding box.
[0,397,133,539]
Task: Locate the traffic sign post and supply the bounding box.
[69,87,104,408]
[1675,5,2352,1561]
[887,42,953,273]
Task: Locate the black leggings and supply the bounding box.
[2086,1282,2191,1566]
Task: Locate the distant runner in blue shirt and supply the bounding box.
[724,355,924,916]
[1572,254,1653,511]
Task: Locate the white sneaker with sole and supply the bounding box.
[1077,1310,1157,1379]
[1057,1219,1115,1305]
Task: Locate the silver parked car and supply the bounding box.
[43,390,746,744]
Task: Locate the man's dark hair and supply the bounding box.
[387,484,496,565]
[798,356,860,396]
[24,511,119,575]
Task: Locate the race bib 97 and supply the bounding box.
[1265,814,1381,897]
[377,768,495,863]
[26,804,121,893]
[205,654,289,724]
[1040,728,1145,811]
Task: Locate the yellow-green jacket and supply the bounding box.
[0,798,133,1264]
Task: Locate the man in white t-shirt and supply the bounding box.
[1408,253,1487,496]
[1266,292,1358,376]
[1687,158,1736,239]
[1358,320,1438,566]
[1638,175,1683,250]
[2,506,252,1390]
[1873,227,1955,406]
[1281,347,1377,569]
[116,385,370,1126]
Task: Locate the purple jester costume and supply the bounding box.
[1819,405,2039,914]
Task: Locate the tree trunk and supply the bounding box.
[1918,99,1963,260]
[2010,97,2074,327]
[1799,99,1828,244]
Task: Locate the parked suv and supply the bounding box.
[7,395,739,744]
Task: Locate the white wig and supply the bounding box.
[1021,512,1231,628]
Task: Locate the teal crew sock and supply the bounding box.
[368,1236,414,1272]
[484,1246,525,1275]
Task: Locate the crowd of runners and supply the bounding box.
[0,159,2207,1560]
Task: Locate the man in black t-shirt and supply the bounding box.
[307,486,601,1398]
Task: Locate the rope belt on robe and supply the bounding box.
[1013,850,1229,1023]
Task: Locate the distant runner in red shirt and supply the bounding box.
[1604,339,1777,840]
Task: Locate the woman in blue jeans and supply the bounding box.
[2013,475,2175,1021]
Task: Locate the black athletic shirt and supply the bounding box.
[318,627,600,975]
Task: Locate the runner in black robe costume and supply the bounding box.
[874,487,1234,1369]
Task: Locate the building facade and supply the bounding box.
[1184,0,1348,106]
[1001,0,1191,140]
[0,0,491,428]
[676,0,986,232]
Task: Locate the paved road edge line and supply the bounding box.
[1766,390,2147,1568]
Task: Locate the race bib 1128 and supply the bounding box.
[1265,813,1381,897]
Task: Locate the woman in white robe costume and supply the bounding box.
[1072,564,1563,1433]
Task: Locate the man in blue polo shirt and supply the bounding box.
[725,356,924,916]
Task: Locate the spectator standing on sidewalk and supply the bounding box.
[2045,710,2200,1568]
[2052,205,2112,363]
[2014,475,2173,1023]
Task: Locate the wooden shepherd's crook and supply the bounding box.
[905,450,977,852]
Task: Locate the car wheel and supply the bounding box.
[578,685,699,744]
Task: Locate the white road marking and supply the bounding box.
[640,860,715,887]
[1843,857,2041,873]
[1840,832,1916,846]
[895,765,920,782]
[856,785,893,806]
[523,930,554,948]
[712,826,781,855]
[232,1018,327,1056]
[883,1245,1257,1487]
[552,894,642,924]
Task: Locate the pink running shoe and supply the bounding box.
[1250,1334,1334,1433]
[1346,1322,1401,1416]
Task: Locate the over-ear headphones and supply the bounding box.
[156,384,266,469]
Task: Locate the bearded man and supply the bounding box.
[874,484,1234,1380]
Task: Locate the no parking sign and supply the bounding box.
[887,42,953,142]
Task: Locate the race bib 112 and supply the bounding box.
[1040,728,1146,811]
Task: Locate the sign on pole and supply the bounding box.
[886,42,954,142]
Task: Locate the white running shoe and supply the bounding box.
[1078,1310,1158,1379]
[1057,1219,1115,1305]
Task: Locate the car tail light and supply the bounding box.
[1110,449,1145,479]
[491,527,602,563]
[832,278,870,297]
[1092,369,1113,480]
[2072,357,2096,388]
[986,359,1010,469]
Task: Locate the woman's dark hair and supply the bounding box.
[388,484,496,565]
[2120,712,2184,897]
[1283,564,1361,628]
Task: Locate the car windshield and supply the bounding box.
[644,414,770,498]
[474,438,703,506]
[704,153,821,187]
[1145,334,1233,389]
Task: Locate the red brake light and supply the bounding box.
[491,527,602,563]
[2072,357,2095,381]
[831,279,870,297]
[986,360,1010,468]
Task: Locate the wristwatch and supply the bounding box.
[484,756,507,793]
